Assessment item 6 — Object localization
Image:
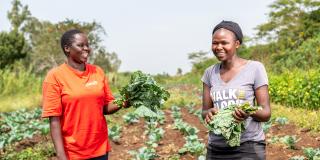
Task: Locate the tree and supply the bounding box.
[92,49,121,73]
[188,51,209,65]
[176,68,183,76]
[0,30,28,69]
[255,0,320,49]
[22,18,110,74]
[7,0,31,31]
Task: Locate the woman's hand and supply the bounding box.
[204,108,218,124]
[233,108,249,122]
[122,99,130,108]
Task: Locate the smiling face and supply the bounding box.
[212,28,240,62]
[64,33,91,64]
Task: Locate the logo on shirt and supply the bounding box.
[210,88,246,109]
[85,81,98,87]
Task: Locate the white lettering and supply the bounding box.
[85,81,98,87]
[228,100,236,106]
[221,101,227,108]
[230,89,237,99]
[222,90,228,99]
[216,91,222,101]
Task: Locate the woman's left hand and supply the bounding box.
[122,100,130,108]
[233,108,249,122]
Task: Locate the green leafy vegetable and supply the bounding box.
[108,125,121,143]
[114,71,170,117]
[280,135,300,149]
[206,102,262,147]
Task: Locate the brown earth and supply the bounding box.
[108,107,320,160]
[4,107,320,160]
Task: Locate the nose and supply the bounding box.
[216,43,223,49]
[83,45,90,51]
[212,43,223,51]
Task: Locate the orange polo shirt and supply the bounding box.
[42,63,114,159]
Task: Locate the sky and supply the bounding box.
[0,0,273,75]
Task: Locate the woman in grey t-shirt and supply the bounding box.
[202,21,271,160]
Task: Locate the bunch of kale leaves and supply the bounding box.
[114,71,170,117]
[207,102,261,147]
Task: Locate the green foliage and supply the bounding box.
[0,30,28,68]
[178,135,205,156]
[22,18,107,74]
[0,66,41,96]
[2,141,55,160]
[303,147,320,160]
[128,147,158,160]
[275,117,289,125]
[191,58,218,74]
[206,103,261,147]
[280,135,300,149]
[188,51,209,65]
[7,0,31,31]
[92,49,121,73]
[123,112,140,124]
[114,71,170,117]
[262,120,273,133]
[270,33,320,73]
[269,69,320,109]
[256,0,320,49]
[251,0,320,72]
[108,125,121,143]
[0,108,49,149]
[146,127,165,147]
[271,104,320,132]
[268,136,280,144]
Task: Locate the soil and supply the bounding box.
[5,107,320,160]
[108,107,320,159]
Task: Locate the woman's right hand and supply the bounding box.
[204,108,218,124]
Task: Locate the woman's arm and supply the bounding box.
[49,116,67,160]
[103,103,122,115]
[233,85,271,122]
[251,85,271,122]
[104,100,129,115]
[202,83,218,123]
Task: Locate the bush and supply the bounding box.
[269,69,320,109]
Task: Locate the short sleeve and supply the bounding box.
[254,62,268,89]
[201,65,214,87]
[41,71,62,118]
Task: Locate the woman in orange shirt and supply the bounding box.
[42,29,128,160]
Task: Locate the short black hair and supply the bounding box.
[60,29,83,55]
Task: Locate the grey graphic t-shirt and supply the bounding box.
[201,60,268,146]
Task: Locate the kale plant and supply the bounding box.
[206,102,261,147]
[114,71,170,117]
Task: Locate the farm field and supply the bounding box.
[1,84,320,160]
[1,0,320,159]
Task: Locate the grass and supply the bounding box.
[0,94,41,112]
[1,139,55,160]
[164,85,201,109]
[272,103,320,131]
[0,67,42,112]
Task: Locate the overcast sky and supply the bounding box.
[0,0,273,75]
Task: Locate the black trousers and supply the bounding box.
[88,153,109,160]
[206,141,266,160]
